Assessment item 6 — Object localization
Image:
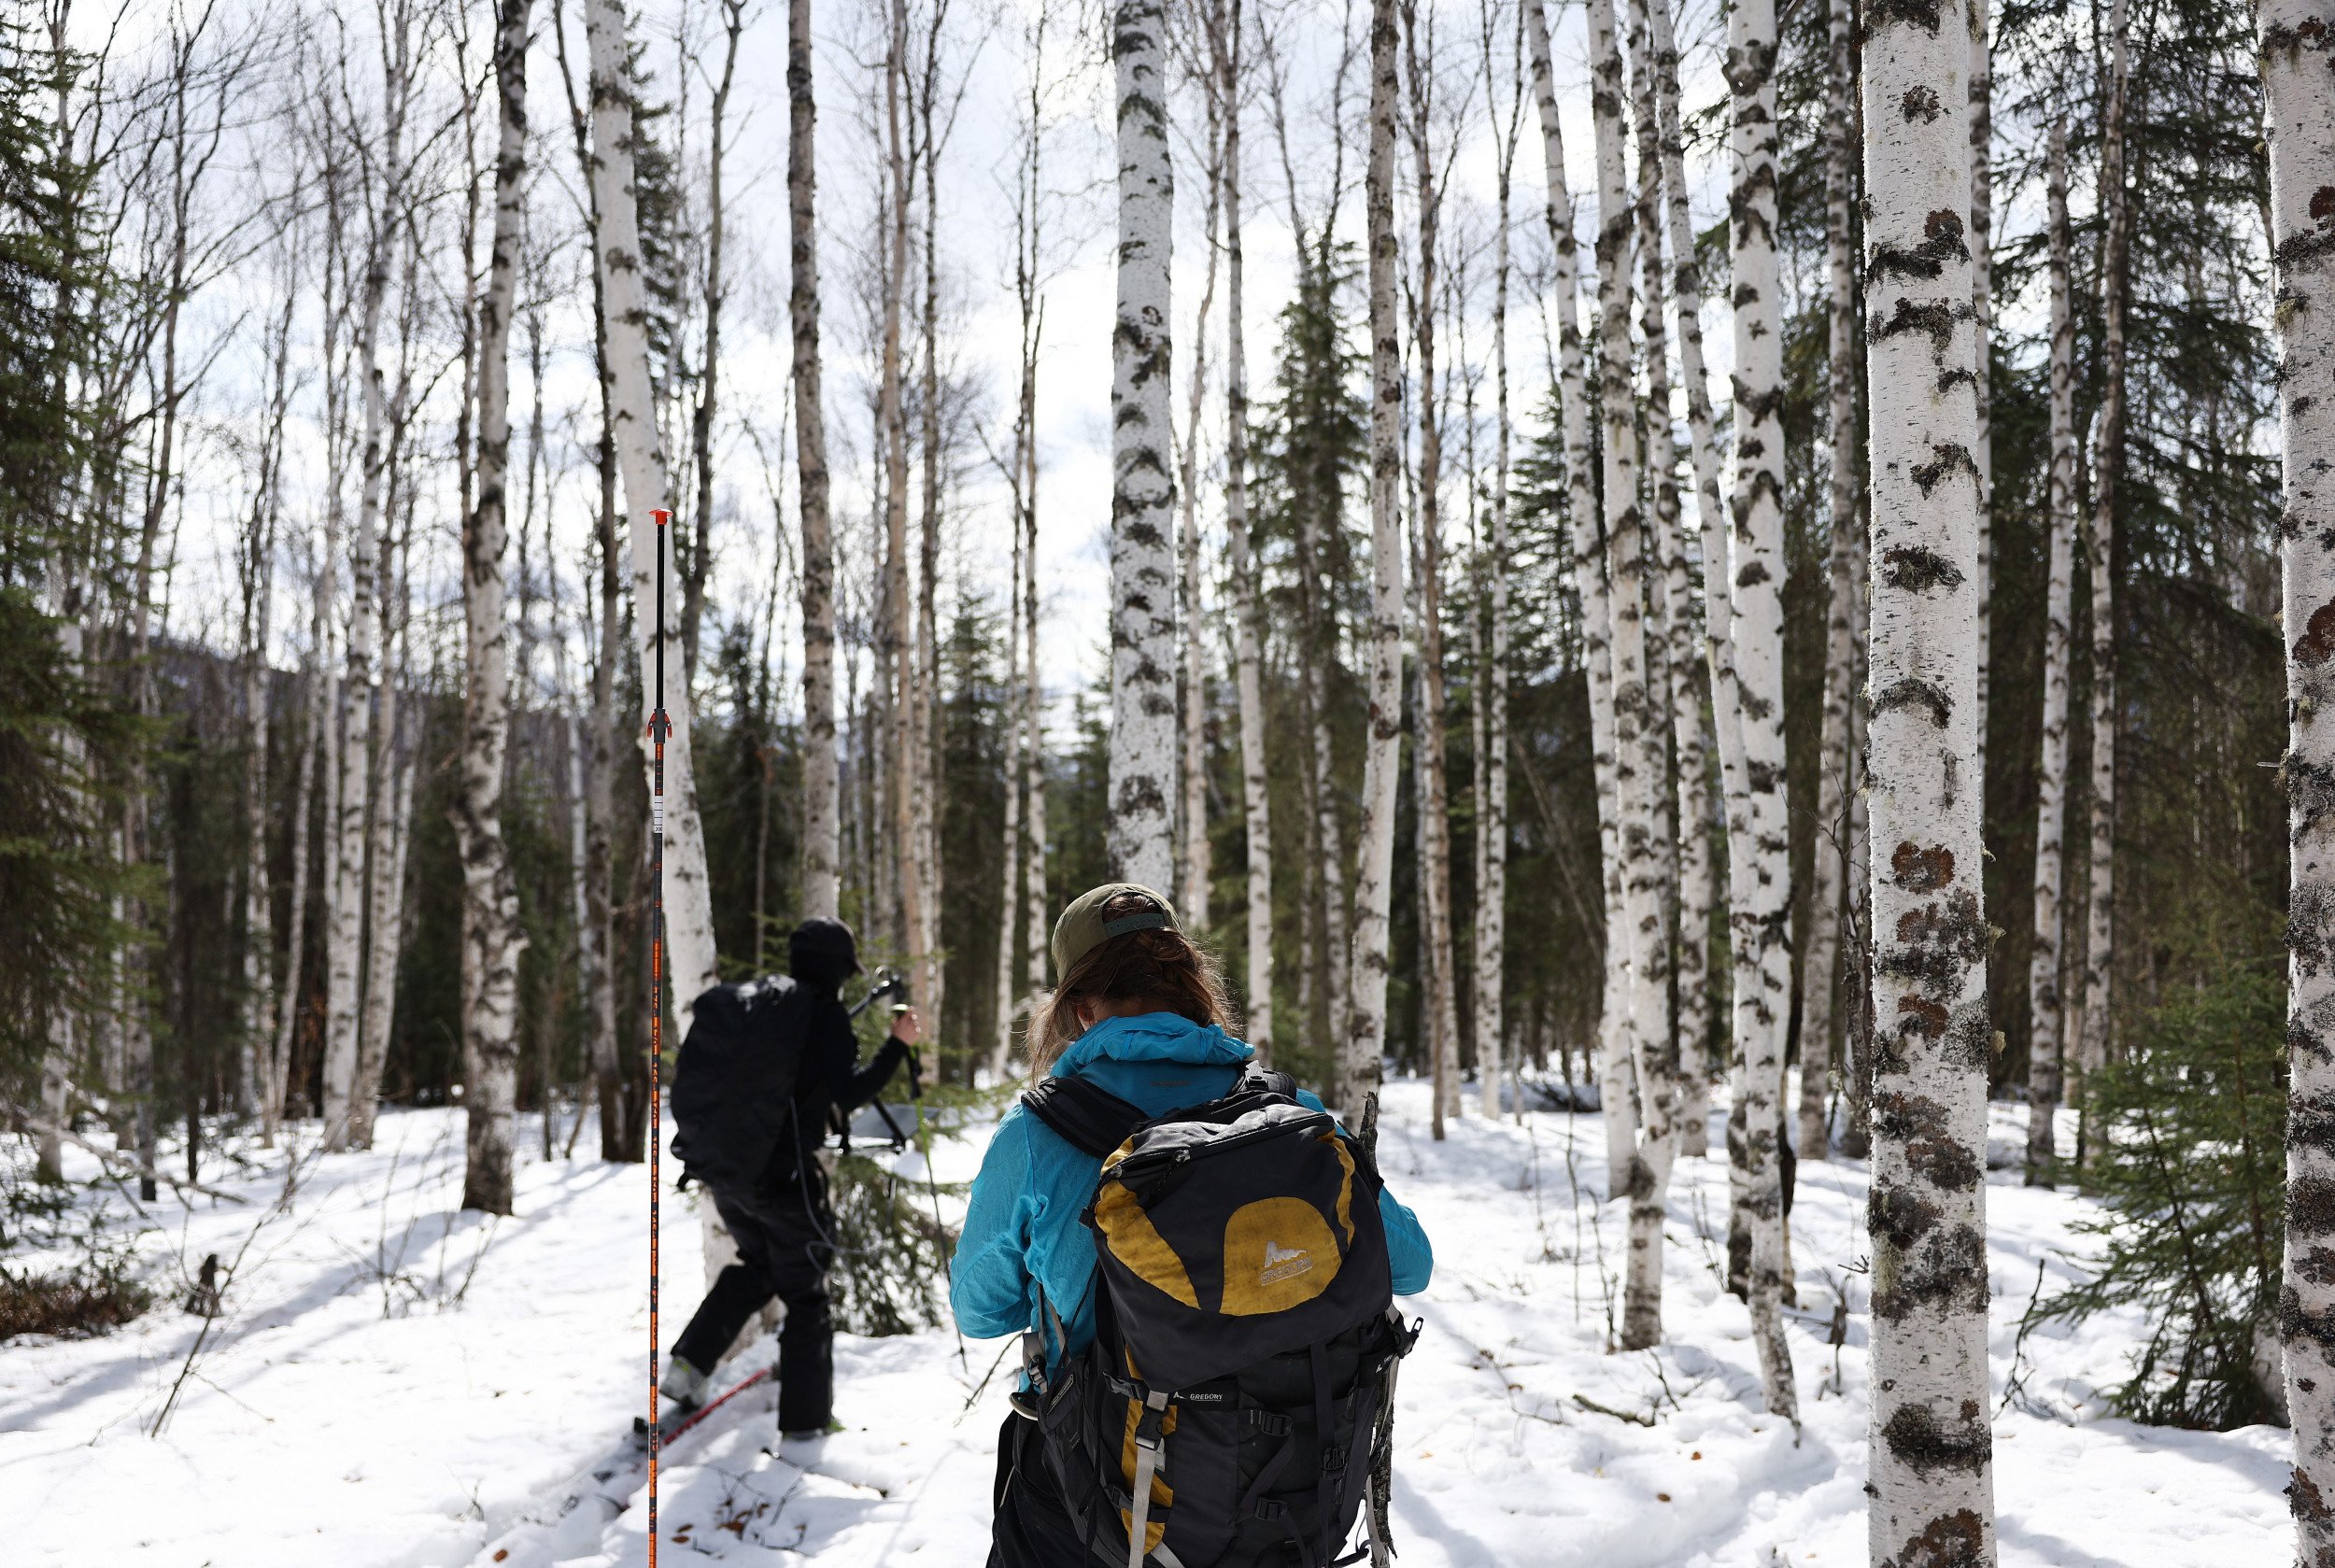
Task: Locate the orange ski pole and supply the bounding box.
[647,507,671,1566]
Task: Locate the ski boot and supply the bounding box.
[659,1355,711,1412]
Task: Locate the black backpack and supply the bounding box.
[669,978,804,1188]
[1019,1067,1418,1568]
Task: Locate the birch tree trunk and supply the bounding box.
[1404,0,1462,1138]
[1798,0,1861,1165]
[1342,0,1404,1119]
[993,513,1025,1074]
[1587,0,1674,1351]
[1222,0,1273,1057]
[354,569,412,1151]
[237,275,294,1127]
[323,32,410,1151]
[790,0,839,923]
[879,0,927,1010]
[1176,69,1223,932]
[1524,0,1620,1147]
[1302,488,1351,1058]
[685,0,742,698]
[269,604,325,1140]
[2263,6,2335,1554]
[1968,0,1992,784]
[2076,0,2132,1122]
[1861,0,1994,1548]
[1475,20,1515,1123]
[2026,118,2078,1191]
[1023,391,1049,1004]
[1110,0,1178,894]
[914,53,947,1036]
[586,0,719,1023]
[455,0,532,1216]
[1721,0,1799,1414]
[1644,0,1732,1161]
[1629,0,1709,1167]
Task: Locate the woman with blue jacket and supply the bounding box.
[951,883,1433,1568]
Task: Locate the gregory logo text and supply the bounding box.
[1261,1239,1314,1285]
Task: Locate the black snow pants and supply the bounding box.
[986,1411,1090,1568]
[671,1165,838,1433]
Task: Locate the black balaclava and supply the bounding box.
[787,916,861,994]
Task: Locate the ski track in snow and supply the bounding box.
[0,1084,2289,1565]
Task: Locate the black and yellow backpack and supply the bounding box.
[1018,1067,1418,1568]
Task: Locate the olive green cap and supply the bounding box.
[1050,883,1180,982]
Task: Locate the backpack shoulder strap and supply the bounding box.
[1020,1076,1150,1160]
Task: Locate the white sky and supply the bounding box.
[88,0,1744,739]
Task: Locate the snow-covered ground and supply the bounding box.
[0,1082,2290,1566]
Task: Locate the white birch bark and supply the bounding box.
[322,33,410,1151]
[2263,5,2335,1552]
[1023,413,1050,1003]
[791,0,840,923]
[993,513,1025,1076]
[1342,0,1405,1118]
[1524,0,1623,1149]
[1404,0,1462,1139]
[1861,0,1994,1548]
[2026,118,2078,1191]
[354,561,412,1152]
[1476,18,1516,1122]
[1110,0,1178,894]
[1642,0,1735,1163]
[1629,0,1709,1171]
[1223,0,1273,1057]
[456,0,532,1216]
[2076,0,2132,1113]
[913,64,947,1038]
[1304,515,1351,1059]
[1723,0,1798,1416]
[586,0,719,1024]
[1587,0,1671,1351]
[1798,0,1861,1164]
[1176,76,1223,933]
[1968,0,1992,784]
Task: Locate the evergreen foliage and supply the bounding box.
[2043,965,2286,1430]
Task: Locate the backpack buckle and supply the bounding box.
[1133,1389,1170,1451]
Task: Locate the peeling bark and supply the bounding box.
[1110,0,1179,894]
[1861,0,1995,1550]
[2262,3,2335,1556]
[1798,0,1862,1165]
[1724,0,1800,1420]
[455,0,533,1217]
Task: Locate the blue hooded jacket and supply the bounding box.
[948,1012,1433,1365]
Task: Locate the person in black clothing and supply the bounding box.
[661,917,918,1439]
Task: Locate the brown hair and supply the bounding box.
[1026,890,1239,1081]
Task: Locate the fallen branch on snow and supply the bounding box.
[1570,1393,1657,1427]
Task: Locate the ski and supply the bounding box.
[629,1365,773,1452]
[542,1364,777,1521]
